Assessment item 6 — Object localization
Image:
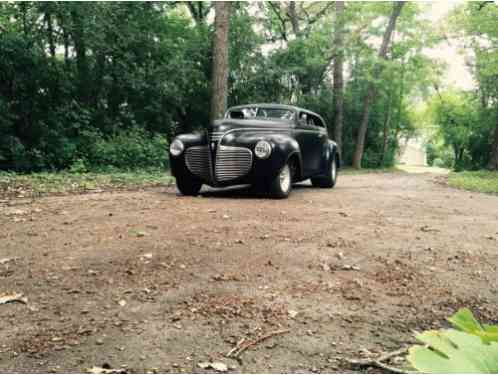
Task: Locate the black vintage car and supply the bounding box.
[169,104,340,198]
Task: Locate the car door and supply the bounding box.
[294,111,325,176]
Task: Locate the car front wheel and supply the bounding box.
[311,154,338,188]
[176,176,202,196]
[268,163,292,199]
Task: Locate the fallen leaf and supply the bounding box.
[86,366,126,374]
[341,265,360,271]
[211,362,228,372]
[420,225,440,233]
[0,257,16,265]
[198,362,228,372]
[288,310,299,318]
[320,263,331,272]
[0,292,27,305]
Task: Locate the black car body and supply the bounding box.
[169,104,340,198]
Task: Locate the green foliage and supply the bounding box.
[0,1,444,171]
[409,330,498,373]
[83,128,169,171]
[0,3,207,172]
[425,91,492,171]
[448,308,498,343]
[408,309,498,373]
[448,171,498,195]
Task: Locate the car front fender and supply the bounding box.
[222,132,302,181]
[169,132,206,179]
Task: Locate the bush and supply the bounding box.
[84,128,169,171]
[433,158,445,168]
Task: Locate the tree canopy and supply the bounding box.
[0,1,496,172]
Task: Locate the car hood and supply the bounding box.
[209,118,291,134]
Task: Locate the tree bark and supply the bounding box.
[186,2,210,26]
[352,2,404,169]
[333,1,345,154]
[44,11,56,58]
[210,1,231,122]
[380,95,393,166]
[488,121,498,170]
[288,2,300,37]
[70,5,90,104]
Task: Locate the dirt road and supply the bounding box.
[1,171,497,373]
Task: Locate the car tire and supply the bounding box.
[176,176,202,196]
[268,163,292,199]
[311,153,338,188]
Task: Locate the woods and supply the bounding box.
[2,3,498,373]
[0,2,497,173]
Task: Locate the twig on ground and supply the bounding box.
[346,347,408,374]
[226,338,246,357]
[226,329,290,359]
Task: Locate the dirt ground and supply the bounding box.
[1,170,498,373]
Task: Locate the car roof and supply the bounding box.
[227,103,326,124]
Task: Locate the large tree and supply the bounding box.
[333,1,345,154]
[352,1,405,169]
[488,122,498,170]
[210,1,232,122]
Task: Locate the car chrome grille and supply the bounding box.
[209,132,224,143]
[215,145,253,182]
[185,146,211,181]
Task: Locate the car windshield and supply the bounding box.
[228,107,295,121]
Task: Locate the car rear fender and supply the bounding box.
[320,140,341,173]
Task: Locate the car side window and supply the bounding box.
[312,115,325,128]
[298,112,308,126]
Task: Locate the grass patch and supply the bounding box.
[0,169,174,199]
[448,170,498,195]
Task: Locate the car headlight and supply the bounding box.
[170,139,184,157]
[254,140,272,159]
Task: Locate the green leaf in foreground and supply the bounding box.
[448,308,498,343]
[408,329,498,373]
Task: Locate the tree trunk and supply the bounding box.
[352,1,404,169]
[186,2,209,26]
[210,2,231,122]
[488,121,498,170]
[288,2,300,37]
[45,11,56,58]
[70,5,90,104]
[333,1,345,154]
[380,95,393,166]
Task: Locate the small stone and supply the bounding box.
[288,310,299,318]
